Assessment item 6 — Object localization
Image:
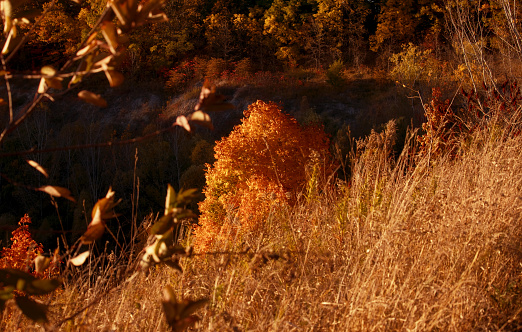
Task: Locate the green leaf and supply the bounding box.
[25,279,61,296]
[0,287,15,301]
[150,213,174,236]
[15,295,48,323]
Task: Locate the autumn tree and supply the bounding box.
[193,100,332,251]
[371,0,445,63]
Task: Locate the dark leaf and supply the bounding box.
[80,223,105,245]
[15,295,48,323]
[163,258,183,273]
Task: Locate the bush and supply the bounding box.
[193,101,332,251]
[326,60,346,87]
[0,214,57,278]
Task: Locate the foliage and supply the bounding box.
[193,100,332,251]
[389,43,448,86]
[0,214,54,276]
[325,59,346,87]
[418,80,522,160]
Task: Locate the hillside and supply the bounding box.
[0,0,521,331]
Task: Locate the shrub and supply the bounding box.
[0,214,56,277]
[326,60,346,87]
[193,101,332,251]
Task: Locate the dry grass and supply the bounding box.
[3,114,522,331]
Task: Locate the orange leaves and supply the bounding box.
[193,101,331,251]
[0,214,52,277]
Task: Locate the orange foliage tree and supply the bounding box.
[193,101,331,251]
[0,214,43,274]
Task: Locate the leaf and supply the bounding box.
[80,222,105,245]
[91,188,119,222]
[15,295,48,323]
[101,21,119,54]
[26,160,49,178]
[38,186,75,202]
[175,115,191,132]
[135,0,167,26]
[78,90,108,108]
[2,25,22,55]
[165,184,175,215]
[69,251,90,266]
[104,69,124,87]
[173,209,197,221]
[0,287,15,301]
[81,188,119,244]
[34,255,50,273]
[26,278,61,296]
[175,188,198,206]
[40,65,56,77]
[37,78,47,94]
[162,287,208,332]
[188,111,213,130]
[44,77,63,90]
[150,213,174,236]
[194,79,234,113]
